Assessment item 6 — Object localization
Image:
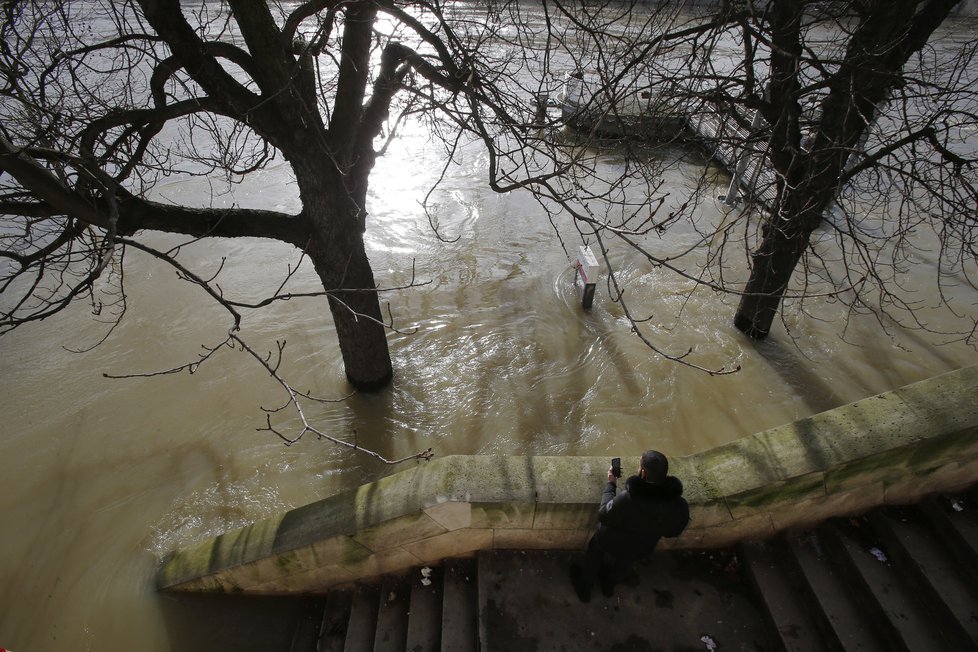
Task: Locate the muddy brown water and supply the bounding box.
[3,13,978,652]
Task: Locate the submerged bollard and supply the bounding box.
[575,245,599,310]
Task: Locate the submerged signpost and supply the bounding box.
[575,245,599,310]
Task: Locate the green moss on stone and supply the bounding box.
[337,536,373,565]
[824,446,915,493]
[907,428,978,466]
[726,474,825,511]
[275,553,298,572]
[157,542,219,588]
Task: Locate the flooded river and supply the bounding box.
[2,6,978,652]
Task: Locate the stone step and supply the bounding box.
[374,574,411,652]
[737,539,825,652]
[319,590,353,652]
[288,598,329,652]
[785,533,886,652]
[868,507,978,650]
[344,583,381,652]
[477,548,774,650]
[440,558,478,652]
[919,492,978,584]
[405,565,443,652]
[820,517,950,651]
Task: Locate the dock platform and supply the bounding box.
[557,73,781,208]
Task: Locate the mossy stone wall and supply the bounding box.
[158,364,978,593]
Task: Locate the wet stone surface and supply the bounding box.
[478,549,774,652]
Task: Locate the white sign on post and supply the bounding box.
[575,245,599,309]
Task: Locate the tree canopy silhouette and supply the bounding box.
[2,0,975,408]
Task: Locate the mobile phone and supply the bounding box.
[611,457,622,478]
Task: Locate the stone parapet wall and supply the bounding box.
[158,364,978,594]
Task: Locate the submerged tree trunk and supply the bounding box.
[296,152,393,391]
[733,0,807,339]
[307,239,393,391]
[733,0,962,340]
[733,222,812,339]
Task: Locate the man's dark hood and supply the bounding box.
[596,473,691,549]
[625,474,684,499]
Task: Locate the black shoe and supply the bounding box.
[598,566,615,598]
[569,564,591,603]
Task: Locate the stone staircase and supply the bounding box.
[740,490,978,651]
[288,558,478,652]
[288,489,978,651]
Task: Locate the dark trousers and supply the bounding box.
[582,535,635,593]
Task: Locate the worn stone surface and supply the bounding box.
[478,549,774,652]
[352,511,447,553]
[726,474,826,519]
[336,546,424,582]
[423,501,473,531]
[491,528,589,550]
[884,458,978,505]
[470,501,536,530]
[677,511,777,549]
[403,528,493,564]
[248,562,357,594]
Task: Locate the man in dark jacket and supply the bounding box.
[571,450,690,602]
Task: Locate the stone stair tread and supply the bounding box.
[374,574,410,652]
[344,584,380,652]
[787,534,886,652]
[870,508,978,650]
[319,590,353,652]
[405,565,443,652]
[737,539,824,652]
[440,558,478,652]
[289,598,327,652]
[822,520,949,652]
[920,494,978,583]
[477,548,774,651]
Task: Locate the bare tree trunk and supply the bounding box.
[733,0,962,341]
[295,146,393,391]
[732,0,809,340]
[307,236,392,391]
[733,221,811,339]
